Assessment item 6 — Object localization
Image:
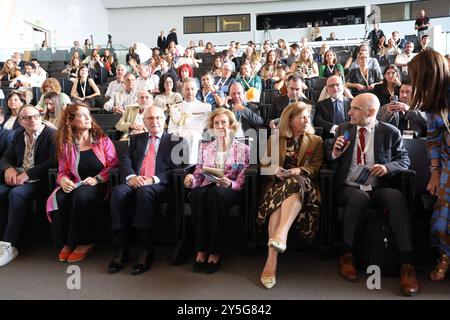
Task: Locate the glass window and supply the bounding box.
[376,3,409,22]
[185,14,250,34]
[411,0,450,19]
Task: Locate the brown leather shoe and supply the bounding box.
[400,264,420,297]
[339,253,358,282]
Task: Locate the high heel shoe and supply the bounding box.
[430,252,449,282]
[58,249,72,262]
[261,275,276,289]
[268,239,286,253]
[67,246,94,263]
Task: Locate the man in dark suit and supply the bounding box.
[314,75,351,139]
[265,73,313,128]
[227,82,264,134]
[166,27,178,46]
[326,93,419,296]
[0,105,56,267]
[108,106,184,275]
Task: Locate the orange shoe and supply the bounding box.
[58,249,72,262]
[67,246,94,263]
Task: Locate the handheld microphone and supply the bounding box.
[341,130,351,150]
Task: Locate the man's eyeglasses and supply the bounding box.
[19,114,40,121]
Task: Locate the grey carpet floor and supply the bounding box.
[0,237,449,300]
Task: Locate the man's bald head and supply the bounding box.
[143,106,166,135]
[348,93,380,126]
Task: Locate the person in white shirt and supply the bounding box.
[394,42,417,75]
[30,59,48,84]
[136,64,159,95]
[9,63,42,104]
[105,64,126,100]
[168,77,211,163]
[104,73,138,114]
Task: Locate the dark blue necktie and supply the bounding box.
[334,100,345,125]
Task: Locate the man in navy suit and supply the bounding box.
[265,73,313,128]
[108,106,184,275]
[0,105,56,266]
[326,93,419,296]
[314,75,351,139]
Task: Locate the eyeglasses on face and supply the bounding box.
[144,116,165,121]
[19,114,40,121]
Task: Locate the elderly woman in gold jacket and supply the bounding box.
[258,102,323,289]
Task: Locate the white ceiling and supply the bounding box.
[101,0,293,9]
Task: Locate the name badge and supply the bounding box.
[360,184,372,192]
[402,130,414,139]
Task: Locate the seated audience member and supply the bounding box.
[258,102,323,289]
[314,43,329,64]
[226,82,264,136]
[9,62,42,103]
[105,64,126,100]
[266,74,313,128]
[345,44,381,71]
[327,32,338,41]
[211,56,223,78]
[11,52,25,71]
[213,62,236,96]
[394,42,416,75]
[372,64,401,107]
[375,35,387,60]
[0,106,56,266]
[314,75,351,139]
[0,59,21,82]
[417,34,432,52]
[153,74,183,114]
[104,73,138,114]
[319,50,344,79]
[286,43,301,67]
[346,53,383,96]
[236,62,262,102]
[154,56,178,81]
[1,91,26,132]
[197,72,225,111]
[203,42,216,55]
[35,78,71,113]
[175,48,200,69]
[327,93,419,297]
[175,64,199,93]
[0,108,14,160]
[46,103,118,263]
[392,31,406,49]
[385,38,401,56]
[69,40,85,60]
[126,46,141,66]
[42,91,65,128]
[289,47,319,80]
[136,64,160,95]
[70,65,101,108]
[101,49,116,76]
[260,50,283,91]
[115,90,153,140]
[184,108,249,274]
[168,78,211,164]
[377,78,427,137]
[275,38,289,62]
[108,106,183,275]
[62,56,81,83]
[30,59,48,84]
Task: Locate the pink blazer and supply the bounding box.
[191,139,249,190]
[46,136,119,218]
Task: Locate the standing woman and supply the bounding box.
[258,102,323,289]
[409,50,450,281]
[183,108,249,274]
[70,65,100,107]
[46,103,118,263]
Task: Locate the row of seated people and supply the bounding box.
[0,86,441,296]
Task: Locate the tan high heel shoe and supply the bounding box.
[261,274,276,289]
[430,252,449,282]
[268,238,286,253]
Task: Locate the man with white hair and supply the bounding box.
[136,64,159,94]
[168,77,211,163]
[214,62,236,95]
[328,92,419,297]
[105,64,127,100]
[115,90,153,140]
[104,72,138,114]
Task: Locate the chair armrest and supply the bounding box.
[108,167,120,188]
[48,167,58,191]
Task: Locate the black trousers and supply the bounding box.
[336,185,413,253]
[0,182,47,246]
[189,185,243,255]
[51,184,106,249]
[110,183,170,231]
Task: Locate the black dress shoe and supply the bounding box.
[108,249,129,274]
[192,260,207,273]
[131,249,154,275]
[167,240,190,266]
[205,260,221,274]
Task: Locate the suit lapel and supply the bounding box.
[374,122,383,164]
[327,98,335,122]
[136,134,148,172]
[297,133,310,165]
[342,125,357,172]
[343,98,351,121]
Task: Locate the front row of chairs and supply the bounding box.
[46,137,427,259]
